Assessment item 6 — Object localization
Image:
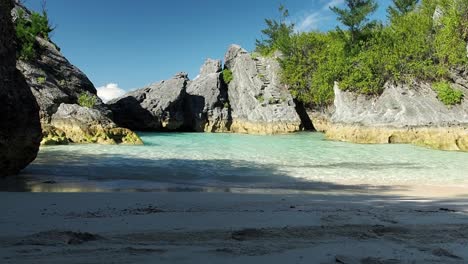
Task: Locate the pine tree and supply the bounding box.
[255,5,294,55]
[330,0,378,45]
[388,0,419,17]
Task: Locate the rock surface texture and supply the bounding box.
[224,45,301,134]
[110,46,303,134]
[316,81,468,151]
[13,3,140,145]
[109,73,189,131]
[45,104,142,145]
[0,0,41,176]
[186,59,230,132]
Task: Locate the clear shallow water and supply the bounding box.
[4,132,468,192]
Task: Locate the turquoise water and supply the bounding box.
[5,132,468,192]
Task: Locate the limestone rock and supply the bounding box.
[109,73,189,131]
[223,45,301,134]
[186,59,230,132]
[12,3,141,145]
[332,82,468,127]
[50,104,143,145]
[0,0,41,176]
[13,3,110,123]
[322,81,468,151]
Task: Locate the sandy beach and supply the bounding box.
[1,188,468,264]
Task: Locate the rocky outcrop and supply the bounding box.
[110,46,304,134]
[316,81,468,151]
[0,0,41,176]
[186,59,230,132]
[109,73,189,131]
[224,45,301,134]
[12,3,140,145]
[45,104,142,145]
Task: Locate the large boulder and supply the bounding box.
[186,59,230,132]
[224,45,301,134]
[12,3,140,145]
[44,104,142,145]
[109,73,189,131]
[0,0,41,176]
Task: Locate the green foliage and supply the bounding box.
[433,81,464,105]
[268,0,468,106]
[434,0,468,66]
[15,8,54,61]
[256,95,265,103]
[37,76,46,84]
[388,0,419,17]
[330,0,379,46]
[255,5,294,56]
[222,69,233,84]
[280,32,345,105]
[78,93,97,108]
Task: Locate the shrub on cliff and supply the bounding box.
[222,69,233,84]
[78,93,97,108]
[433,81,464,106]
[15,7,54,61]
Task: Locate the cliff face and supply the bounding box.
[224,45,302,134]
[13,3,141,145]
[110,46,303,134]
[314,80,468,151]
[0,0,41,176]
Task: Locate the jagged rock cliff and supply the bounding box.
[224,45,301,134]
[13,3,141,145]
[315,81,468,151]
[109,73,189,131]
[0,0,41,176]
[186,59,230,132]
[110,46,303,134]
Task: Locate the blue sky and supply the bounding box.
[24,0,392,99]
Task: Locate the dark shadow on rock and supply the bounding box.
[109,96,161,131]
[294,99,315,131]
[183,94,206,132]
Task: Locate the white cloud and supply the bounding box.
[294,0,344,32]
[96,83,126,103]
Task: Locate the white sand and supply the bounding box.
[1,190,468,263]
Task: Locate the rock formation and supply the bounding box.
[224,45,301,134]
[186,59,230,132]
[109,73,189,131]
[45,104,142,145]
[110,46,304,134]
[314,81,468,151]
[0,0,41,176]
[13,3,141,145]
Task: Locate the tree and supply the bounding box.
[388,0,419,17]
[255,4,294,56]
[330,0,378,45]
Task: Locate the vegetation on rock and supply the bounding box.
[15,7,54,61]
[222,68,233,84]
[433,81,464,106]
[256,0,468,106]
[78,92,97,108]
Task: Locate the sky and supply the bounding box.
[23,0,392,101]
